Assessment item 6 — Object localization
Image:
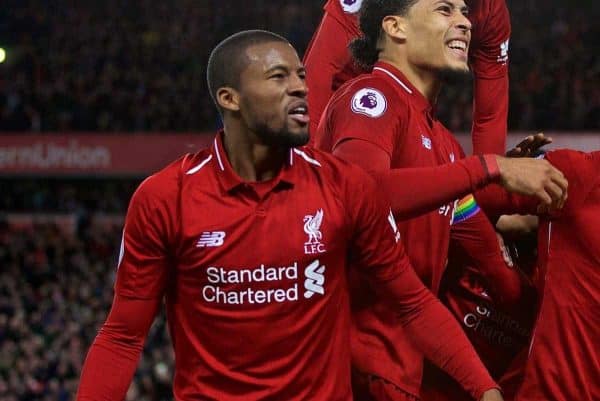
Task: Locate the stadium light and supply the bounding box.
[0,48,6,63]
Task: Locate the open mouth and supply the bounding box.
[288,104,310,125]
[446,39,468,60]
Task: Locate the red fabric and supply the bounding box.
[333,139,495,220]
[79,131,498,400]
[469,0,511,155]
[316,63,498,397]
[471,75,509,155]
[376,266,499,401]
[448,211,524,305]
[304,2,363,140]
[307,0,510,156]
[76,296,161,400]
[473,150,600,401]
[353,370,423,401]
[420,221,538,401]
[513,150,600,401]
[76,134,500,400]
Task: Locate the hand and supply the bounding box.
[496,215,539,238]
[480,389,504,401]
[495,156,568,209]
[506,133,552,158]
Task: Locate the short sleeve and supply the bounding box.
[344,164,411,281]
[325,83,403,158]
[115,176,174,299]
[469,0,511,79]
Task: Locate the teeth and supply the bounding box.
[448,40,466,50]
[291,106,307,114]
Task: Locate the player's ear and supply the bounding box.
[216,87,240,112]
[382,15,408,41]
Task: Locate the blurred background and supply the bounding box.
[0,1,598,400]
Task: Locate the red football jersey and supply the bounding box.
[114,133,407,400]
[315,61,476,396]
[304,0,363,138]
[305,0,511,154]
[476,150,600,401]
[515,150,600,401]
[421,258,536,401]
[420,196,538,401]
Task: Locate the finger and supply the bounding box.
[535,189,553,206]
[527,134,549,153]
[516,136,534,150]
[506,147,521,157]
[550,168,568,193]
[544,181,565,208]
[534,132,553,145]
[537,203,550,214]
[550,175,569,208]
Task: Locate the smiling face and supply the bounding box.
[403,0,471,76]
[234,41,310,147]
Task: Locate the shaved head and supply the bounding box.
[207,30,289,113]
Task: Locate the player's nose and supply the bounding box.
[288,72,308,98]
[455,12,472,33]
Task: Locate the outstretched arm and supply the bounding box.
[374,261,502,401]
[334,139,567,220]
[76,295,161,400]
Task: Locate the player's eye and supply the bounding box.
[437,5,452,15]
[270,73,286,80]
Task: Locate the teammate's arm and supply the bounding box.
[450,198,524,305]
[76,296,161,400]
[346,166,502,401]
[76,176,174,400]
[304,7,361,140]
[470,0,511,155]
[476,150,599,219]
[333,139,568,219]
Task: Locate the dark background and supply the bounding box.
[0,1,598,400]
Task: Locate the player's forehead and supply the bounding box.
[413,0,468,12]
[243,41,303,74]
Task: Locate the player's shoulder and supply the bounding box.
[545,149,599,172]
[294,146,378,190]
[330,72,409,117]
[131,148,212,208]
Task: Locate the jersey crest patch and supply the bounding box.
[351,88,387,118]
[340,0,363,13]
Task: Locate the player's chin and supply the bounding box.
[287,128,310,147]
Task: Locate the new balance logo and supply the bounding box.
[304,259,326,298]
[196,231,226,247]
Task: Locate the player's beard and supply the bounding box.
[438,67,473,85]
[253,120,309,148]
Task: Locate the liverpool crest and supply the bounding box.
[303,209,326,255]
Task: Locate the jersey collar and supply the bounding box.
[211,131,296,194]
[372,61,434,115]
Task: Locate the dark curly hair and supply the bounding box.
[349,0,418,70]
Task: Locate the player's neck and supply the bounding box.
[380,58,441,103]
[222,127,287,182]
